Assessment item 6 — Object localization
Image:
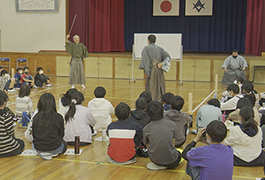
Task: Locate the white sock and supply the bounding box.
[82,84,86,88]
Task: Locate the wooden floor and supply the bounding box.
[3,77,265,180]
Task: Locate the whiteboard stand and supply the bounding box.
[179,45,183,85]
[130,45,183,86]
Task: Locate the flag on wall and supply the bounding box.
[153,0,179,16]
[185,0,213,16]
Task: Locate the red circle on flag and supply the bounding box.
[160,1,172,13]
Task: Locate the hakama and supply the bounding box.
[69,57,86,85]
[221,55,248,85]
[139,43,170,102]
[65,42,89,85]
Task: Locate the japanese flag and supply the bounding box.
[153,0,179,16]
[185,0,213,16]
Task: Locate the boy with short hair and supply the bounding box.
[143,101,181,170]
[34,67,52,87]
[182,121,234,180]
[164,95,192,147]
[196,98,222,129]
[220,84,243,111]
[14,68,23,88]
[139,91,152,103]
[21,67,35,87]
[128,97,150,128]
[107,102,143,164]
[162,92,174,111]
[88,86,115,131]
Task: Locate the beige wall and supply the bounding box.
[0,0,65,52]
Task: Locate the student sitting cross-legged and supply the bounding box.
[220,84,244,113]
[163,95,192,147]
[195,98,222,130]
[127,97,150,128]
[34,67,52,87]
[88,86,114,131]
[64,91,96,146]
[32,93,66,160]
[0,91,24,157]
[143,101,181,170]
[182,121,234,180]
[162,92,174,112]
[107,102,143,165]
[224,106,265,166]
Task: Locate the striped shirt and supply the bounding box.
[0,109,21,155]
[15,96,33,116]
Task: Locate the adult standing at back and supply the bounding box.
[221,49,248,85]
[139,35,171,103]
[65,35,89,89]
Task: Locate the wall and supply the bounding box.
[0,0,65,52]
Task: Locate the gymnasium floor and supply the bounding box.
[2,77,265,180]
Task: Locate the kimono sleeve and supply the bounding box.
[82,44,89,58]
[222,56,231,69]
[65,42,73,55]
[160,47,171,61]
[139,46,151,77]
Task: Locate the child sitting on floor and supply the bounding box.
[34,67,52,87]
[143,101,181,170]
[15,84,33,119]
[0,91,24,157]
[222,77,244,97]
[107,102,142,165]
[162,92,174,111]
[14,68,23,88]
[88,86,114,131]
[32,93,66,160]
[21,67,35,87]
[228,97,260,126]
[220,84,244,113]
[182,121,233,180]
[224,106,265,166]
[0,70,16,92]
[195,98,222,129]
[164,95,192,147]
[128,97,150,128]
[58,88,78,120]
[139,91,152,104]
[64,91,96,146]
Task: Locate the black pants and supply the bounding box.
[35,75,48,87]
[234,151,265,166]
[4,80,11,91]
[0,138,25,157]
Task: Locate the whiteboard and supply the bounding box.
[134,33,182,59]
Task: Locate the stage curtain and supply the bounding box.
[69,0,125,53]
[68,0,89,48]
[124,0,247,52]
[245,0,265,55]
[88,0,125,52]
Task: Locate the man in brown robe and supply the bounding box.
[65,35,89,88]
[139,35,171,102]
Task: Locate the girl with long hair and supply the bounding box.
[64,91,96,146]
[32,93,66,160]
